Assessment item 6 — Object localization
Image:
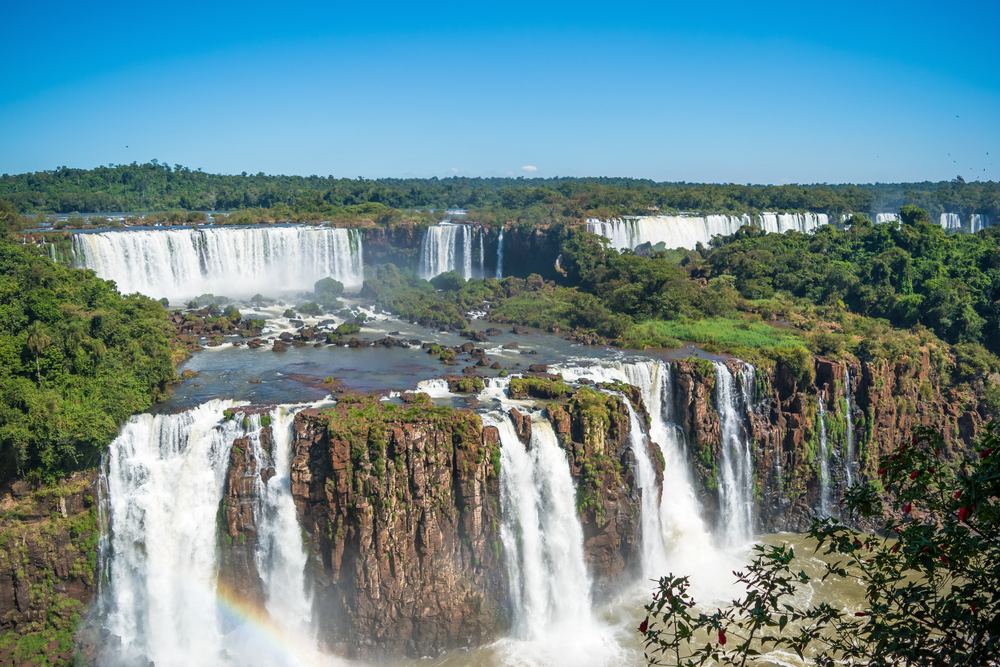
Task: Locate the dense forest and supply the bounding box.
[0,204,178,483]
[1,162,998,224]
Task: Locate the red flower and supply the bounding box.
[639,619,648,634]
[853,539,863,549]
[839,498,845,506]
[891,544,899,553]
[971,603,978,616]
[878,468,887,476]
[940,555,949,565]
[958,506,972,521]
[953,490,962,499]
[934,447,941,456]
[903,503,912,514]
[912,435,918,445]
[855,612,867,617]
[980,448,993,459]
[928,467,935,474]
[910,471,919,480]
[718,630,727,646]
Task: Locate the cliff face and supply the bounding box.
[362,225,424,273]
[0,472,100,664]
[544,387,645,595]
[287,394,507,660]
[670,353,984,533]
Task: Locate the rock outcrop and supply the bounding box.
[288,393,507,660]
[0,472,100,664]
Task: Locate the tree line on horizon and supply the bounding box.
[1,162,998,222]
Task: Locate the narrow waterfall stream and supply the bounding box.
[844,369,856,487]
[714,362,755,546]
[495,228,504,279]
[816,394,831,517]
[101,400,328,667]
[419,222,487,280]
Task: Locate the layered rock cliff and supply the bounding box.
[0,472,100,665]
[287,393,507,660]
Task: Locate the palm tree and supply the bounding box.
[26,321,52,386]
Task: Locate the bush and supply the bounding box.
[298,302,323,316]
[314,277,344,297]
[334,323,361,336]
[430,271,467,292]
[282,309,296,318]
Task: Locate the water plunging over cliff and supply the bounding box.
[101,401,323,667]
[844,369,856,488]
[875,213,899,224]
[714,362,755,546]
[816,395,831,517]
[971,214,991,232]
[586,213,827,251]
[491,412,621,664]
[418,222,488,280]
[496,228,504,279]
[73,227,364,303]
[941,213,962,231]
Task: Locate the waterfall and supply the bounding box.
[941,213,962,230]
[490,412,614,664]
[844,369,855,488]
[586,213,827,251]
[72,227,364,303]
[875,213,899,224]
[618,395,668,577]
[756,212,829,235]
[551,360,722,590]
[714,362,754,546]
[816,394,831,517]
[496,228,504,279]
[418,222,486,280]
[251,406,316,642]
[971,214,991,232]
[101,400,323,667]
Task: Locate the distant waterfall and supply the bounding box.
[490,412,608,664]
[495,228,504,279]
[941,213,962,231]
[971,214,991,232]
[101,401,321,667]
[816,394,831,517]
[72,227,364,303]
[714,362,755,545]
[844,369,855,488]
[756,212,829,235]
[586,213,827,251]
[418,222,488,280]
[875,213,899,224]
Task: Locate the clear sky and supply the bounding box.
[1,1,998,184]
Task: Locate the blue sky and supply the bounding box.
[1,1,998,183]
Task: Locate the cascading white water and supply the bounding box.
[816,394,831,517]
[875,213,899,224]
[496,228,504,279]
[714,362,754,546]
[101,400,327,667]
[550,359,727,594]
[971,214,991,233]
[418,222,486,280]
[587,213,827,251]
[489,412,620,664]
[103,400,246,666]
[251,406,316,642]
[756,212,829,235]
[941,213,962,230]
[73,227,364,302]
[586,214,752,251]
[844,369,855,488]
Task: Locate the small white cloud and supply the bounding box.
[449,167,459,174]
[521,165,537,172]
[506,171,514,176]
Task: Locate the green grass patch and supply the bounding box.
[629,317,805,351]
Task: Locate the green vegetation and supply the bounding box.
[0,221,176,483]
[3,163,996,228]
[639,422,1000,666]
